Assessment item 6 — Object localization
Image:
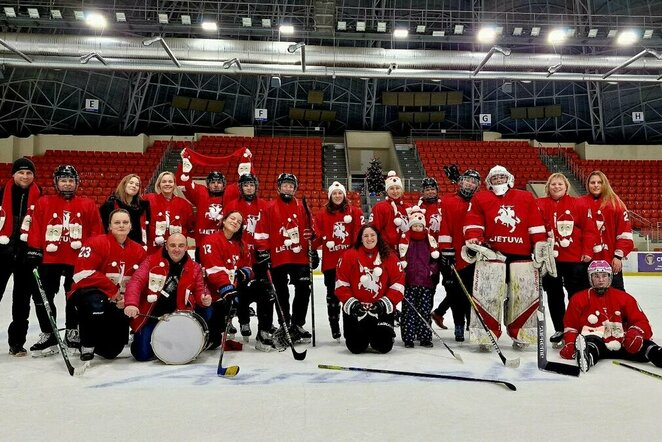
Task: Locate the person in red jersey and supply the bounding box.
[68,209,147,361]
[335,224,404,354]
[578,170,634,291]
[537,172,600,346]
[312,181,364,340]
[27,164,103,356]
[560,260,662,372]
[179,170,228,250]
[143,171,194,253]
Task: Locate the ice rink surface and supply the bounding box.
[1,274,660,441]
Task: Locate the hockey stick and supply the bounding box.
[451,265,520,368]
[318,364,516,391]
[217,306,240,377]
[268,271,307,360]
[32,269,90,377]
[535,276,580,377]
[613,360,662,381]
[301,196,316,347]
[401,296,462,362]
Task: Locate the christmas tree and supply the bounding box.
[366,157,385,195]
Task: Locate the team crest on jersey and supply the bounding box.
[332,221,350,242]
[205,203,223,221]
[555,210,575,248]
[358,263,382,297]
[246,212,260,235]
[494,205,520,233]
[429,213,441,233]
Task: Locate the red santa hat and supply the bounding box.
[237,148,252,176]
[384,170,403,192]
[147,261,168,303]
[328,181,347,200]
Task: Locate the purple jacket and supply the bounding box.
[404,238,439,288]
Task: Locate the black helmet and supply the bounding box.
[53,164,79,198]
[458,169,481,199]
[238,173,259,201]
[277,173,298,190]
[420,177,438,190]
[206,171,226,186]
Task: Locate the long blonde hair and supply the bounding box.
[585,170,626,210]
[544,172,570,198]
[154,171,185,198]
[114,174,141,206]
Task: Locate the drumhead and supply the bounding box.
[151,311,208,365]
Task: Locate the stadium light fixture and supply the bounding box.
[115,12,126,22]
[158,14,168,24]
[356,22,366,32]
[416,25,426,33]
[86,13,107,29]
[393,29,408,38]
[588,29,598,38]
[547,28,568,45]
[262,19,271,28]
[477,27,497,44]
[643,29,654,39]
[432,31,445,37]
[607,29,617,38]
[51,10,62,19]
[27,8,40,19]
[530,26,541,37]
[512,27,523,36]
[280,25,294,34]
[3,7,16,18]
[201,21,218,31]
[616,30,639,46]
[181,15,191,25]
[454,25,464,35]
[337,21,346,31]
[242,17,252,27]
[377,22,387,32]
[74,11,85,21]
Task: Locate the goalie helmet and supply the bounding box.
[53,164,79,199]
[485,165,514,196]
[587,260,612,294]
[238,173,258,201]
[458,169,481,199]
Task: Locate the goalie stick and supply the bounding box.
[536,278,580,377]
[318,364,516,391]
[451,265,520,368]
[33,269,90,377]
[613,360,662,381]
[402,296,462,362]
[268,271,307,361]
[217,307,240,377]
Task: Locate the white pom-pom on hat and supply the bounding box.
[588,314,598,325]
[431,250,440,259]
[393,217,403,227]
[111,261,117,267]
[326,241,335,249]
[147,294,157,303]
[180,174,189,182]
[52,213,58,219]
[344,215,352,224]
[133,264,139,270]
[159,262,166,268]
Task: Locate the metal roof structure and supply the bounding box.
[1,1,662,142]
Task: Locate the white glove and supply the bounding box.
[533,238,557,278]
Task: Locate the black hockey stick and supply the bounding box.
[319,364,516,391]
[535,280,580,377]
[32,269,90,377]
[268,271,307,360]
[401,296,462,362]
[613,360,662,381]
[301,196,316,347]
[217,306,240,377]
[452,265,520,368]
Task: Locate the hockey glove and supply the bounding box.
[343,297,367,319]
[370,297,394,316]
[235,267,252,283]
[26,247,43,269]
[559,341,576,360]
[533,238,558,278]
[303,228,315,241]
[440,248,456,268]
[309,249,320,270]
[624,326,646,354]
[218,284,240,305]
[462,242,506,263]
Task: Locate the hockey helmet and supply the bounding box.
[277,173,298,190]
[238,173,258,201]
[206,171,226,186]
[458,169,481,199]
[587,260,612,293]
[53,164,79,198]
[485,165,514,196]
[420,177,438,191]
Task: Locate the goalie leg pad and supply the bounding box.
[505,261,540,344]
[469,260,507,345]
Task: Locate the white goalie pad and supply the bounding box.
[469,260,507,345]
[504,261,540,345]
[533,238,557,278]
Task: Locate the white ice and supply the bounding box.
[1,275,660,441]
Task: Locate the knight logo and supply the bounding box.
[107,261,129,293]
[246,212,261,235]
[429,213,441,233]
[332,221,350,243]
[205,203,223,221]
[358,263,381,296]
[494,205,520,233]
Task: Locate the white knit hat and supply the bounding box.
[385,170,403,192]
[328,181,347,199]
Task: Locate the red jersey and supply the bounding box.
[438,193,473,270]
[368,197,412,251]
[224,196,270,259]
[199,231,253,300]
[69,233,147,299]
[537,194,600,263]
[313,204,365,272]
[180,178,225,245]
[464,189,547,256]
[28,194,103,265]
[417,198,443,238]
[578,195,634,261]
[143,193,194,253]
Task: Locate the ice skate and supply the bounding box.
[512,340,529,351]
[80,346,95,361]
[30,333,59,357]
[550,331,564,349]
[65,328,81,350]
[454,325,465,342]
[255,330,276,352]
[9,346,27,357]
[289,325,312,344]
[420,341,433,348]
[240,323,252,343]
[329,318,341,341]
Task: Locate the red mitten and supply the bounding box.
[624,326,645,354]
[560,342,576,359]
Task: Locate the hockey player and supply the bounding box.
[143,171,194,253]
[435,169,481,342]
[199,211,262,351]
[179,170,228,251]
[335,224,405,354]
[578,170,633,291]
[124,233,209,361]
[27,164,103,355]
[560,260,662,372]
[368,170,411,252]
[224,173,274,343]
[254,173,316,344]
[99,174,150,246]
[0,157,41,356]
[68,209,147,361]
[537,172,600,346]
[312,181,364,340]
[463,165,552,350]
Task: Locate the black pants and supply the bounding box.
[237,277,275,332]
[434,265,472,328]
[271,263,311,327]
[611,271,625,291]
[584,335,662,368]
[343,311,395,354]
[0,255,36,347]
[33,263,78,332]
[69,289,128,359]
[323,269,341,323]
[543,261,589,333]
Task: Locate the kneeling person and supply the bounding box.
[68,209,147,361]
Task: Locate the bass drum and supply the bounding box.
[151,310,209,365]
